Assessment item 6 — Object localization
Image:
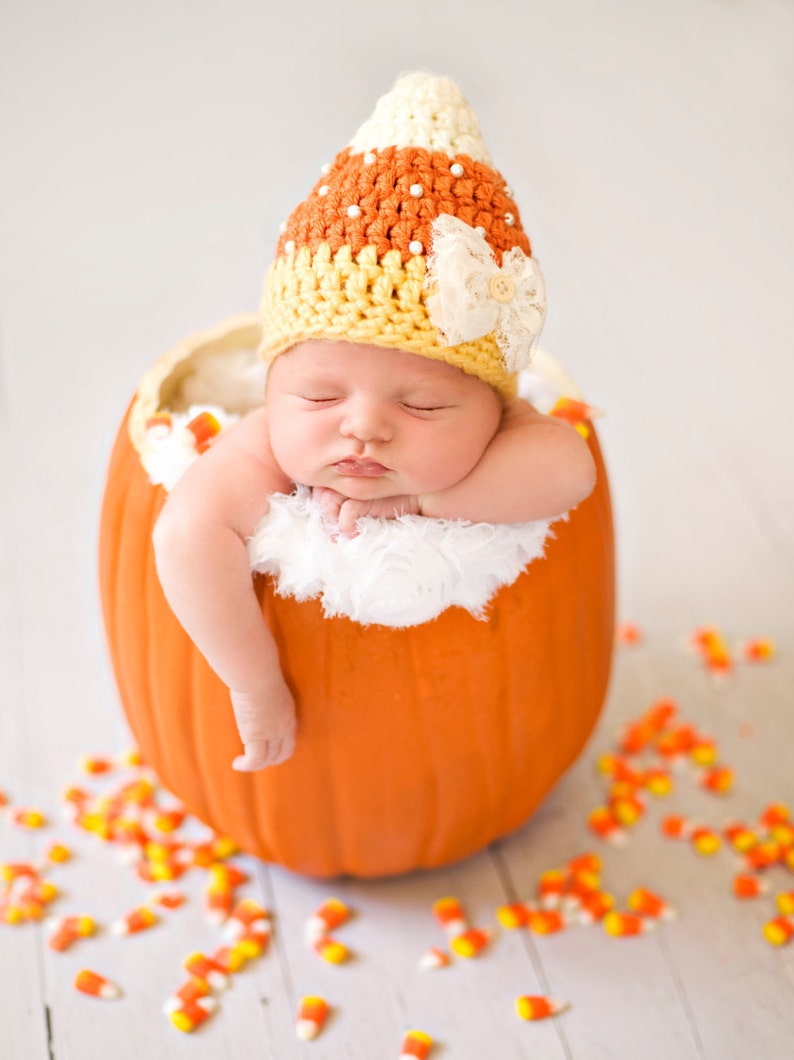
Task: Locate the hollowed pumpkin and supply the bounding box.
[99,315,615,879]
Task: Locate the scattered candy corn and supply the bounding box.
[74,969,121,999]
[432,896,467,938]
[295,996,330,1040]
[305,897,350,940]
[399,1029,433,1059]
[450,927,491,958]
[515,995,568,1021]
[418,946,450,970]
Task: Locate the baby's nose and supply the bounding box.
[339,399,393,443]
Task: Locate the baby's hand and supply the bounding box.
[230,683,297,771]
[313,486,420,537]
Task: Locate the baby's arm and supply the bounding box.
[152,407,297,771]
[419,398,596,523]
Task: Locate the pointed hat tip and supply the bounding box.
[348,71,492,164]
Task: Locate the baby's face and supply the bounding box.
[265,340,503,499]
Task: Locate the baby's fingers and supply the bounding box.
[233,739,287,772]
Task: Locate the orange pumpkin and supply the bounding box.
[99,316,614,879]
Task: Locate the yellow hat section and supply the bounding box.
[259,243,516,397]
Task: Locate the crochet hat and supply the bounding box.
[260,72,546,396]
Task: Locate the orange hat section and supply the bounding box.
[276,146,531,266]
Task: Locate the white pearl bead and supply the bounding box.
[410,183,423,198]
[278,221,287,233]
[450,163,464,177]
[284,240,295,253]
[318,185,329,197]
[320,162,332,175]
[364,152,377,165]
[347,205,362,219]
[505,212,515,226]
[475,226,486,237]
[408,240,423,255]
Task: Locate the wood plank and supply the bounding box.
[0,351,54,1060]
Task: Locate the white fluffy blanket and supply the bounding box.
[247,486,557,627]
[141,355,576,627]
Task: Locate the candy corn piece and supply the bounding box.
[515,995,568,1021]
[758,803,790,830]
[627,888,676,921]
[45,842,72,864]
[603,911,656,938]
[211,944,247,975]
[185,411,222,453]
[549,396,603,424]
[163,978,211,1014]
[496,902,531,929]
[225,897,269,935]
[698,766,734,795]
[312,935,351,964]
[577,889,615,923]
[0,862,39,883]
[182,952,229,991]
[762,916,794,947]
[418,946,450,970]
[690,826,722,856]
[643,768,673,797]
[47,915,96,951]
[234,927,270,959]
[615,621,642,645]
[111,905,158,936]
[304,897,350,940]
[723,820,758,852]
[399,1029,433,1059]
[526,909,567,935]
[567,851,601,875]
[295,996,330,1040]
[587,806,628,846]
[150,888,186,910]
[733,874,768,900]
[9,807,46,828]
[777,892,794,917]
[742,637,775,662]
[79,755,115,775]
[450,927,491,958]
[537,869,567,909]
[431,896,467,938]
[74,969,121,999]
[169,995,218,1033]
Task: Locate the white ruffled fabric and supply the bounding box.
[247,486,557,628]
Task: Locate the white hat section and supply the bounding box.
[347,72,493,164]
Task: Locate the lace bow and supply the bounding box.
[425,214,546,374]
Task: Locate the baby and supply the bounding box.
[152,73,597,772]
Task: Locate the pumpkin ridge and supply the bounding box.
[142,502,176,799]
[405,627,442,870]
[114,455,168,776]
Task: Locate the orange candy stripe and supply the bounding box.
[277,146,530,266]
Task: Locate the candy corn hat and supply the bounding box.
[260,72,546,396]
